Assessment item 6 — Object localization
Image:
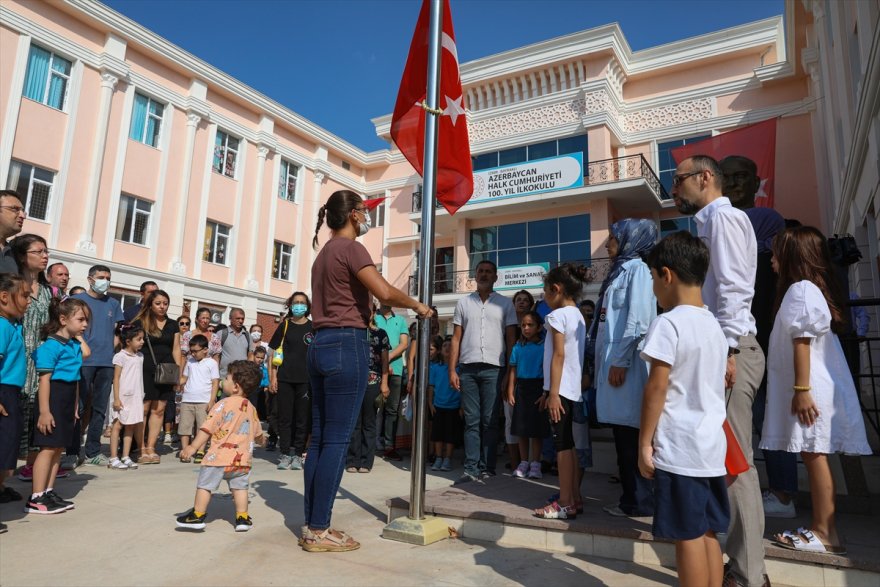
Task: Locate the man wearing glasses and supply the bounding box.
[0,190,26,273]
[672,156,767,587]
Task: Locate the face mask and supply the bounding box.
[92,279,110,295]
[250,332,261,342]
[357,211,372,236]
[291,303,308,317]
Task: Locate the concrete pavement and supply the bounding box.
[0,442,679,587]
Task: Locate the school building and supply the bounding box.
[0,0,877,340]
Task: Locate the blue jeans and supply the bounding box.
[77,366,114,458]
[459,363,501,477]
[304,328,369,530]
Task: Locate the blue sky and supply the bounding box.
[102,0,784,152]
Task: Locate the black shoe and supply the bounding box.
[24,494,66,515]
[44,490,74,511]
[383,449,403,461]
[0,486,23,503]
[234,515,253,532]
[0,521,7,533]
[265,441,276,452]
[176,508,207,530]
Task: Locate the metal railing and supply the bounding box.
[843,296,880,444]
[411,154,668,212]
[408,257,612,296]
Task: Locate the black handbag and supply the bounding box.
[828,234,862,266]
[145,331,180,385]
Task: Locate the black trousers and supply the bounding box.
[276,381,311,456]
[612,424,654,516]
[347,382,381,470]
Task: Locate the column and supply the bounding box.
[244,144,270,290]
[170,112,202,274]
[307,171,325,270]
[77,71,119,255]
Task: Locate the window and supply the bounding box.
[278,159,299,201]
[341,160,351,171]
[115,195,151,245]
[22,45,71,111]
[6,160,54,221]
[272,241,294,280]
[435,247,454,294]
[129,93,164,147]
[657,135,711,193]
[213,130,239,178]
[203,221,230,265]
[469,214,591,270]
[659,216,698,239]
[366,196,386,228]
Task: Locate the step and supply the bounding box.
[386,472,880,587]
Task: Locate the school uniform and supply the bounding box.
[31,335,82,448]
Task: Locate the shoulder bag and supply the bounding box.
[145,329,180,385]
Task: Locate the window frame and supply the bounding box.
[468,214,591,270]
[213,130,240,179]
[22,44,72,111]
[278,159,300,202]
[6,160,54,221]
[130,93,165,148]
[203,221,231,265]
[656,134,712,194]
[272,241,294,281]
[115,194,152,246]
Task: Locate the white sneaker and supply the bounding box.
[513,461,529,478]
[121,456,138,470]
[108,457,128,470]
[762,490,796,518]
[163,433,173,444]
[528,461,543,479]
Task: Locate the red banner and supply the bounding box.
[671,118,777,208]
[390,0,473,215]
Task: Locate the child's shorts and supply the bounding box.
[196,466,250,492]
[178,402,209,436]
[549,395,578,452]
[652,468,730,541]
[0,385,23,470]
[430,407,461,444]
[32,380,76,448]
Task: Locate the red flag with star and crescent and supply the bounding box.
[391,0,473,215]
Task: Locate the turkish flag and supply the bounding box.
[391,0,473,215]
[362,196,387,211]
[670,118,777,208]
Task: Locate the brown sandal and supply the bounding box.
[301,528,360,552]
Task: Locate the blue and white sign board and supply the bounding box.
[496,263,550,291]
[470,153,584,204]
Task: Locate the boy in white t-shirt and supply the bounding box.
[178,334,220,463]
[638,231,730,587]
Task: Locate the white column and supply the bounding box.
[244,145,269,290]
[77,71,119,255]
[170,112,202,274]
[307,171,325,280]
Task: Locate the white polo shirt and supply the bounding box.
[452,291,518,367]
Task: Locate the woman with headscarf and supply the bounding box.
[590,218,658,518]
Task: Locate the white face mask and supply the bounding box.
[250,331,262,342]
[92,278,110,295]
[357,211,372,236]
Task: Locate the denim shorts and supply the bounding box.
[196,466,250,492]
[652,468,730,541]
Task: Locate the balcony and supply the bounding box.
[411,154,670,228]
[408,257,611,297]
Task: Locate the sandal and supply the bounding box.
[773,527,847,555]
[345,466,357,473]
[301,528,361,552]
[534,501,577,520]
[546,493,583,513]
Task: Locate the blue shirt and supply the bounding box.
[259,364,269,388]
[0,317,26,388]
[429,362,459,409]
[374,312,408,376]
[510,339,544,379]
[73,292,124,367]
[33,335,83,382]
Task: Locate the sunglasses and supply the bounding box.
[178,321,190,326]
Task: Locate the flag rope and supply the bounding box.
[419,100,444,115]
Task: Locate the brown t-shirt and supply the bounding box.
[311,237,374,329]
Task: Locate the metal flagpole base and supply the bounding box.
[382,515,448,546]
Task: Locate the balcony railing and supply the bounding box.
[412,154,668,212]
[408,258,611,297]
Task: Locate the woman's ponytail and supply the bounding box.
[312,205,327,250]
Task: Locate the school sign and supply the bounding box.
[470,153,584,204]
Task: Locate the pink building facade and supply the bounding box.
[0,0,876,340]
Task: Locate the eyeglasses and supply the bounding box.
[671,171,704,187]
[0,205,26,215]
[26,249,49,257]
[178,321,191,326]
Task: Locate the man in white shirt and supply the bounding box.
[448,260,518,484]
[672,155,767,587]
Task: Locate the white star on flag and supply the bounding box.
[443,95,465,126]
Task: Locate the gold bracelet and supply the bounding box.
[792,385,811,392]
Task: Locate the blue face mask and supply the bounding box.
[291,303,308,317]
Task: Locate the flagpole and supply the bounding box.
[409,0,442,522]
